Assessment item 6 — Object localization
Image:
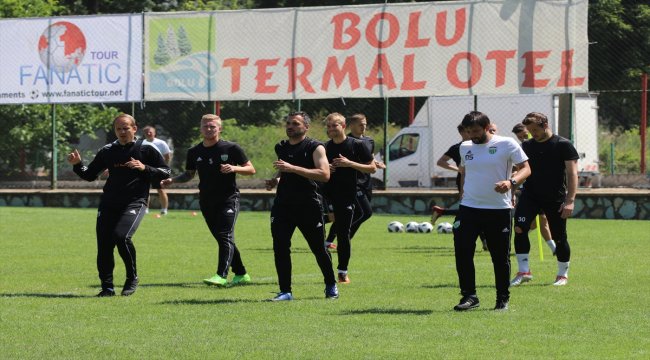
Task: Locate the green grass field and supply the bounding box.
[1,207,648,359]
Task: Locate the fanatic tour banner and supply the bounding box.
[0,15,142,104]
[145,0,588,101]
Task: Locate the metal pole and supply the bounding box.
[51,104,57,190]
[409,97,415,125]
[610,143,615,176]
[641,73,647,174]
[383,97,389,187]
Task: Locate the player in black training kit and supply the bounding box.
[324,114,384,251]
[162,114,256,287]
[265,111,338,301]
[323,113,376,283]
[67,114,171,297]
[511,112,579,287]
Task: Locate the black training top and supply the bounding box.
[185,140,249,200]
[325,136,374,201]
[444,141,463,187]
[275,137,324,203]
[73,139,171,207]
[349,134,375,195]
[521,134,579,201]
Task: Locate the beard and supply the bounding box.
[471,133,488,144]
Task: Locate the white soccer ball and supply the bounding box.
[418,222,434,233]
[405,221,420,233]
[387,221,404,233]
[436,222,453,234]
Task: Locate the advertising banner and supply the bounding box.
[0,14,142,104]
[145,1,588,101]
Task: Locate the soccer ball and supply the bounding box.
[436,222,453,234]
[387,221,404,233]
[405,221,420,233]
[418,222,434,233]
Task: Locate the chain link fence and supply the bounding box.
[1,3,648,190]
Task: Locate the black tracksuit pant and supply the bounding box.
[453,205,512,301]
[96,201,146,290]
[200,196,247,277]
[271,198,336,293]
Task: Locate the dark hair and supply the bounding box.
[511,123,526,134]
[456,124,465,132]
[460,111,490,129]
[522,112,548,127]
[286,111,311,125]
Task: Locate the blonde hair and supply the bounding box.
[113,113,136,127]
[325,112,346,126]
[201,114,222,126]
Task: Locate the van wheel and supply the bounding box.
[371,178,385,190]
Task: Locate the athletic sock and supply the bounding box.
[338,270,348,275]
[546,239,557,253]
[557,261,570,277]
[516,254,530,274]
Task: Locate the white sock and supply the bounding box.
[161,208,168,213]
[557,261,570,277]
[546,240,557,253]
[516,254,530,274]
[145,208,149,214]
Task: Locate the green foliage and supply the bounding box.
[177,25,192,56]
[0,0,62,18]
[0,104,120,177]
[598,126,650,174]
[1,207,649,358]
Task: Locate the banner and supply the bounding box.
[145,1,588,101]
[0,15,142,104]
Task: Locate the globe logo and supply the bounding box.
[38,21,87,73]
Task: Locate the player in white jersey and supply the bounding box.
[452,111,530,312]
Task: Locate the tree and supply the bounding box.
[177,25,192,56]
[153,33,171,66]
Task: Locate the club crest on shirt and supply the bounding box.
[489,146,497,154]
[221,154,229,162]
[208,158,213,165]
[464,151,473,161]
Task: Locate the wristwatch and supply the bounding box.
[509,178,517,186]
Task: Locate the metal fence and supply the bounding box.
[1,2,648,190]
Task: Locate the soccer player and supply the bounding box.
[323,113,376,283]
[324,113,384,250]
[161,114,255,287]
[510,123,556,261]
[433,124,488,251]
[265,111,338,301]
[67,114,171,297]
[511,112,579,286]
[452,111,530,311]
[142,125,172,215]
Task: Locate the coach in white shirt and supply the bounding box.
[143,125,172,215]
[452,111,530,312]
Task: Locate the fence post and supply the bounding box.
[51,104,57,190]
[383,97,389,187]
[610,143,615,175]
[641,73,647,174]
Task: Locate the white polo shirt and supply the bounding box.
[143,138,171,156]
[460,135,527,209]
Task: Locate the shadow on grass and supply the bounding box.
[340,308,433,316]
[422,283,496,289]
[0,293,91,298]
[160,298,262,305]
